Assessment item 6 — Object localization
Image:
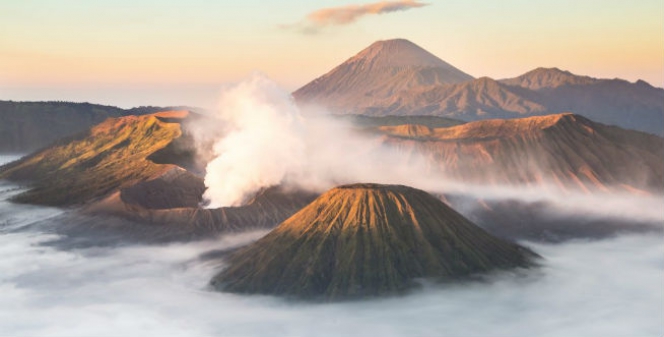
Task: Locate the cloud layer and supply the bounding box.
[308,0,428,26]
[284,0,428,33]
[0,203,662,336]
[1,155,663,337]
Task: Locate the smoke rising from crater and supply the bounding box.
[1,120,663,337]
[198,73,439,207]
[195,74,664,229]
[201,74,307,207]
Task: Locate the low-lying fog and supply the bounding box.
[0,172,662,336]
[1,74,663,336]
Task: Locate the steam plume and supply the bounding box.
[202,74,306,207]
[199,73,440,207]
[196,73,664,227]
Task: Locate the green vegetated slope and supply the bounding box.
[213,183,537,300]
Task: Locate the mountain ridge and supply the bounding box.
[294,39,664,136]
[0,100,204,152]
[499,67,599,90]
[377,113,664,193]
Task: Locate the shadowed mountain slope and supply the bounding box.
[212,183,537,300]
[294,39,664,135]
[375,76,547,118]
[377,113,664,193]
[293,39,473,113]
[0,110,318,237]
[500,67,599,90]
[0,111,191,205]
[0,100,201,153]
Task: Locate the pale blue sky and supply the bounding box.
[1,0,662,107]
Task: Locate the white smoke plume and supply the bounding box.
[202,74,307,207]
[197,73,664,227]
[1,124,663,337]
[200,73,435,207]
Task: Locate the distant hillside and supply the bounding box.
[375,76,547,118]
[336,114,465,128]
[376,113,664,193]
[499,68,664,135]
[0,100,200,152]
[294,39,664,136]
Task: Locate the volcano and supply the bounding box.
[294,39,664,136]
[377,113,664,193]
[212,183,537,300]
[293,39,474,114]
[0,111,317,240]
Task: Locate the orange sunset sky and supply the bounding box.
[1,0,662,108]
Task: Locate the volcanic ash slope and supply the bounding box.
[212,183,538,300]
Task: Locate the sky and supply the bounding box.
[1,0,662,108]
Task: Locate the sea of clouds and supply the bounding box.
[1,77,663,337]
[0,173,662,336]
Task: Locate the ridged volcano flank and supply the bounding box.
[378,113,664,192]
[347,39,457,69]
[212,183,537,300]
[293,39,473,113]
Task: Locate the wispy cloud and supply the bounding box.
[282,0,429,34]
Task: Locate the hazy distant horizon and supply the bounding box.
[1,0,662,108]
[2,66,663,110]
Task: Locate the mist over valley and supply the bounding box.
[1,16,663,336]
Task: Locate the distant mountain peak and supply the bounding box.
[348,38,450,69]
[529,67,571,75]
[293,39,473,110]
[635,79,654,88]
[501,67,598,90]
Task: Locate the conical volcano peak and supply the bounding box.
[212,183,538,300]
[350,38,455,69]
[293,39,474,110]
